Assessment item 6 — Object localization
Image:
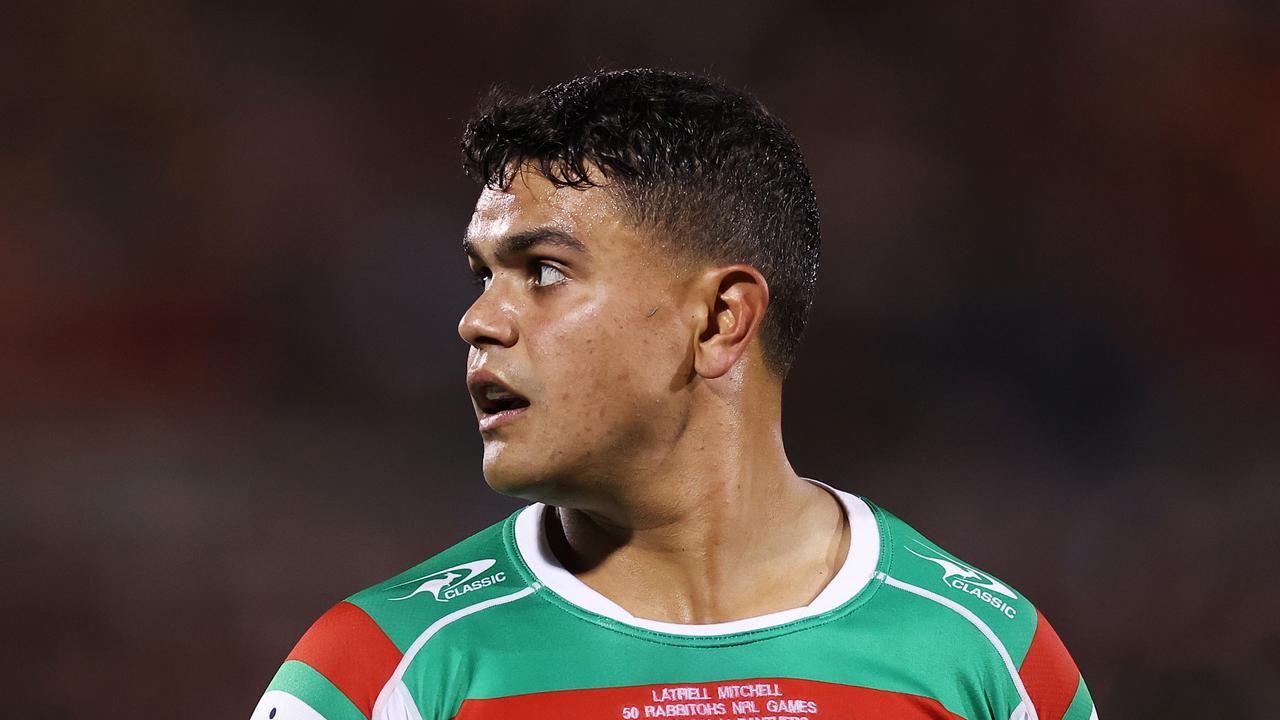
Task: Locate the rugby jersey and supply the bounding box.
[250,482,1096,720]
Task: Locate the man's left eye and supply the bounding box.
[536,264,567,286]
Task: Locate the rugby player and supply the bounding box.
[251,68,1096,720]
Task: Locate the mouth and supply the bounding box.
[467,373,531,431]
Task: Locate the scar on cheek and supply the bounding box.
[645,306,659,318]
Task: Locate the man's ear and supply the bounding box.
[691,265,770,379]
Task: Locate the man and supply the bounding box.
[251,69,1096,720]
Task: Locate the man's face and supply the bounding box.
[459,169,696,504]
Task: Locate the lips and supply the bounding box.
[467,370,531,431]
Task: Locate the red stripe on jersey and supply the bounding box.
[286,601,402,719]
[454,677,965,719]
[1019,610,1080,720]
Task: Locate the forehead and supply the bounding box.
[465,170,630,253]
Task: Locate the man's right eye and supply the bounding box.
[471,271,492,289]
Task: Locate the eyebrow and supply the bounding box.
[463,227,589,265]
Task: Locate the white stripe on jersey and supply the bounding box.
[371,584,540,720]
[879,572,1038,720]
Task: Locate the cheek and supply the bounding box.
[533,300,684,411]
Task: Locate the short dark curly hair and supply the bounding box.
[461,69,821,378]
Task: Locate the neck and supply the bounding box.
[546,386,850,624]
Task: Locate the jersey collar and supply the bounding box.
[511,479,881,637]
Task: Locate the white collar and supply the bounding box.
[513,479,880,636]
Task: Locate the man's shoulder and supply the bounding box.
[865,500,1040,659]
[865,500,1091,719]
[250,511,535,720]
[342,508,531,648]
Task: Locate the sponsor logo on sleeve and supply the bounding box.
[905,541,1019,619]
[388,559,508,602]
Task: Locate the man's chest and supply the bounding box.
[446,675,966,720]
[404,625,997,720]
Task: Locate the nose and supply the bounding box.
[458,285,519,349]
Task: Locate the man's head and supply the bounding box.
[457,69,821,504]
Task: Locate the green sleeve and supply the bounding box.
[1060,675,1097,720]
[249,660,366,720]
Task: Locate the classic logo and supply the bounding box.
[905,541,1019,619]
[388,559,507,602]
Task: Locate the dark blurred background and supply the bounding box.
[3,2,1277,718]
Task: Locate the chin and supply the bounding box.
[481,444,595,509]
[480,447,557,502]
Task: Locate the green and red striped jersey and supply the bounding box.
[250,483,1096,720]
